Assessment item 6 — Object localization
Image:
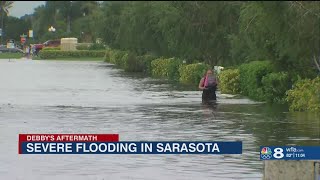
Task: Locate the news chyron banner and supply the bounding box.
[19,134,242,155]
[260,146,320,160]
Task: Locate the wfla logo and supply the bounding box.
[261,147,272,159]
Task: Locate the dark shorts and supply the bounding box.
[202,86,217,103]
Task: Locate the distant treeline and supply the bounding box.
[2,1,320,78]
[98,1,320,79]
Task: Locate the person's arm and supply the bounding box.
[199,78,205,90]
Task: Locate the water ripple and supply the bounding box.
[0,60,318,179]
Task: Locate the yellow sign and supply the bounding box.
[29,30,33,38]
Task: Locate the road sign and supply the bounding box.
[29,30,33,38]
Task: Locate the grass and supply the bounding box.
[0,53,24,59]
[32,56,104,61]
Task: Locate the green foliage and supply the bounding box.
[286,77,320,112]
[0,52,23,59]
[76,44,91,50]
[3,16,31,43]
[234,2,319,78]
[104,48,112,62]
[77,43,106,50]
[218,69,240,94]
[151,57,183,80]
[6,1,318,80]
[12,1,319,80]
[98,1,241,65]
[39,50,105,59]
[104,48,131,68]
[118,52,128,68]
[23,1,320,111]
[88,43,105,50]
[138,54,158,75]
[261,72,291,103]
[104,49,158,73]
[30,1,100,42]
[122,52,149,72]
[42,47,61,51]
[239,61,274,100]
[178,63,209,85]
[108,49,127,65]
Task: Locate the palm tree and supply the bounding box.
[0,1,14,44]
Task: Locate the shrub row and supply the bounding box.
[222,61,292,103]
[262,72,291,104]
[105,49,208,82]
[286,77,320,112]
[42,47,61,51]
[39,50,106,59]
[179,63,209,85]
[218,69,240,94]
[76,43,105,50]
[151,57,183,80]
[104,48,319,112]
[239,61,274,101]
[105,49,158,75]
[218,62,319,111]
[76,44,91,50]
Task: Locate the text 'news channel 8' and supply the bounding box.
[260,146,320,160]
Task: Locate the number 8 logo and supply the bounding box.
[273,148,284,159]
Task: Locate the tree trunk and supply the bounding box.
[67,1,72,33]
[1,9,3,44]
[67,15,71,33]
[314,54,320,73]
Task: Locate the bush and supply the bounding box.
[261,72,291,104]
[42,47,60,51]
[77,43,105,50]
[109,49,127,66]
[89,43,105,50]
[76,44,91,50]
[239,61,274,101]
[218,69,240,94]
[104,49,126,64]
[286,77,320,112]
[116,51,128,68]
[178,63,209,85]
[39,50,106,59]
[138,54,157,75]
[123,52,145,72]
[104,48,112,62]
[104,49,158,73]
[151,57,183,80]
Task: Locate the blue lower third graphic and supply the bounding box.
[260,146,320,160]
[20,141,242,154]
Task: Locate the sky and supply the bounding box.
[9,1,45,18]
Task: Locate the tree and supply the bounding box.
[5,16,31,43]
[0,1,14,44]
[234,1,319,78]
[72,1,100,42]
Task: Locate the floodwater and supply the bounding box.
[0,59,319,180]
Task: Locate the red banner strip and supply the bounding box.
[19,134,119,142]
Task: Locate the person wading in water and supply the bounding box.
[198,69,218,104]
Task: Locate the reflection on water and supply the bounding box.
[0,60,319,180]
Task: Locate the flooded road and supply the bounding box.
[0,60,319,180]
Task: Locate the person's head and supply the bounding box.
[204,69,213,76]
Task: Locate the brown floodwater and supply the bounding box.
[0,59,319,180]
